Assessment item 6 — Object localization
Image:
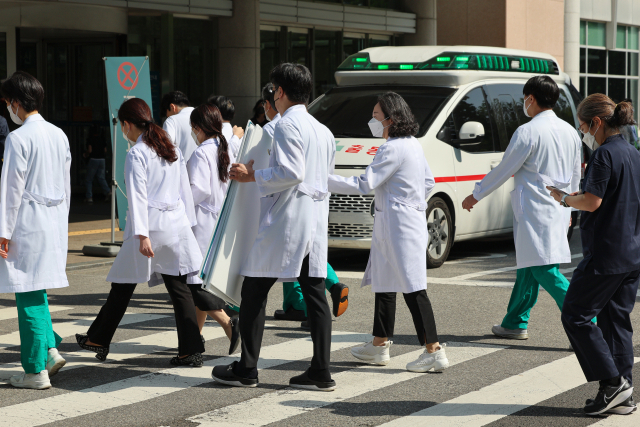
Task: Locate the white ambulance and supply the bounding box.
[308,45,583,268]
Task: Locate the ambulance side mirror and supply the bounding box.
[451,121,485,147]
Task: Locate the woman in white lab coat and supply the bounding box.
[76,98,205,366]
[187,104,241,355]
[329,92,449,373]
[0,72,70,390]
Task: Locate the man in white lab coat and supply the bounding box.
[462,76,581,340]
[161,91,197,162]
[211,63,337,391]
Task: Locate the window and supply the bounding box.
[484,84,530,152]
[173,18,215,107]
[437,86,497,153]
[0,32,6,80]
[314,30,342,96]
[260,26,282,89]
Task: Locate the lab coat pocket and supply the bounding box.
[510,186,524,219]
[259,194,280,229]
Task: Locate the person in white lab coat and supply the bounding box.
[211,63,337,391]
[0,72,70,390]
[207,95,243,157]
[76,98,205,367]
[187,103,241,355]
[462,76,582,340]
[329,92,449,373]
[161,91,197,162]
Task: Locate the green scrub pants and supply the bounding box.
[15,290,62,374]
[283,263,339,316]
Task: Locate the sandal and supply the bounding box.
[76,333,110,361]
[170,353,203,367]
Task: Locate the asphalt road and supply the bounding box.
[0,230,638,427]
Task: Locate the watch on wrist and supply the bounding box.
[561,194,569,208]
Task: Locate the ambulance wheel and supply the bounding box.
[426,197,453,269]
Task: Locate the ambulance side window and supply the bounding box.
[484,83,531,152]
[436,86,498,153]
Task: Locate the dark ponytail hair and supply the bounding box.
[577,93,636,130]
[190,104,230,183]
[377,92,419,137]
[118,98,178,163]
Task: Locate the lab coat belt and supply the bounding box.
[390,196,427,211]
[197,202,220,214]
[148,199,181,211]
[22,190,65,207]
[295,182,328,201]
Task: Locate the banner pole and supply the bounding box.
[111,116,117,243]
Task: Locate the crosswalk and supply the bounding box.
[0,308,636,427]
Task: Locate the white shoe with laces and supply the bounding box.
[46,348,66,377]
[406,344,449,373]
[350,340,392,365]
[10,370,51,390]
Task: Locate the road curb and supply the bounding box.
[66,259,115,271]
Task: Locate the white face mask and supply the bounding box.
[523,96,532,118]
[122,125,134,149]
[368,116,390,138]
[7,102,24,125]
[191,129,201,145]
[581,121,600,151]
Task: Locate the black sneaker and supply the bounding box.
[211,362,258,388]
[329,282,349,318]
[586,395,637,415]
[289,369,336,392]
[584,378,633,416]
[228,317,241,355]
[273,307,307,321]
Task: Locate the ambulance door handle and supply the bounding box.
[490,160,501,170]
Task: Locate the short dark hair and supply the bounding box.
[523,75,559,109]
[207,95,235,121]
[160,91,190,116]
[1,71,44,113]
[262,83,276,110]
[377,92,419,138]
[269,63,312,104]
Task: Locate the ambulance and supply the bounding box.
[308,46,583,268]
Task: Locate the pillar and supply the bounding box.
[401,0,436,45]
[217,0,260,126]
[564,0,581,90]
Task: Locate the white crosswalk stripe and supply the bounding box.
[0,305,72,321]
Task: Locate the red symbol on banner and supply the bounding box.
[117,62,139,90]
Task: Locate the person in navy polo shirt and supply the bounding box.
[549,94,640,416]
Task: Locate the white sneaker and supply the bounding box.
[10,370,51,390]
[350,341,392,365]
[406,344,450,373]
[46,348,66,377]
[492,324,529,340]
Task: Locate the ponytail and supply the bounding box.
[190,104,230,183]
[577,93,636,130]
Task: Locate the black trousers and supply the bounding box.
[235,255,332,381]
[373,290,439,346]
[561,262,640,385]
[87,274,204,356]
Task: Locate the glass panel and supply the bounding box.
[46,44,69,122]
[369,0,401,9]
[443,86,497,153]
[288,29,308,66]
[630,27,639,50]
[587,49,606,74]
[629,52,638,76]
[260,27,281,89]
[18,43,38,79]
[580,21,587,45]
[314,30,341,96]
[128,16,162,118]
[0,32,6,79]
[369,35,391,48]
[588,22,606,47]
[308,85,456,139]
[554,89,577,128]
[173,18,215,107]
[609,78,626,102]
[580,47,586,73]
[628,79,638,120]
[484,84,530,152]
[580,77,586,96]
[343,34,366,59]
[587,76,606,94]
[617,25,627,49]
[609,50,626,75]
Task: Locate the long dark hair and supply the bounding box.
[190,104,230,183]
[118,98,178,163]
[378,92,419,138]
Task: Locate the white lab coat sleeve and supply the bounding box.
[64,136,72,214]
[570,137,581,194]
[328,142,400,195]
[228,135,241,159]
[163,118,177,145]
[472,127,532,201]
[254,122,305,197]
[179,153,197,227]
[187,150,211,207]
[425,159,435,200]
[125,150,150,238]
[0,134,27,240]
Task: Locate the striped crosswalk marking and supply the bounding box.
[0,305,72,321]
[188,342,506,427]
[0,331,371,426]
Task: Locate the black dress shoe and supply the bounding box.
[584,378,633,415]
[289,369,336,392]
[76,333,110,361]
[329,282,349,318]
[585,395,637,415]
[300,321,310,330]
[228,317,241,355]
[274,307,307,321]
[212,362,258,388]
[170,353,203,367]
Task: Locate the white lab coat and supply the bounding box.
[222,122,242,159]
[472,110,581,268]
[186,137,235,285]
[263,113,281,138]
[0,115,71,293]
[106,135,202,285]
[241,104,335,280]
[329,136,434,293]
[163,107,197,162]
